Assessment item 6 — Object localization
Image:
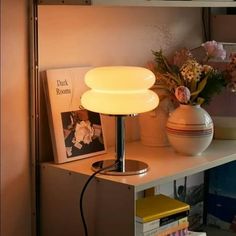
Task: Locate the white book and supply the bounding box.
[136,219,160,233]
[43,66,107,163]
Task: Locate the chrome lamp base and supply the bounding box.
[91,115,149,176]
[91,159,149,176]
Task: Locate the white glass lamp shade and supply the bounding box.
[81,66,159,115]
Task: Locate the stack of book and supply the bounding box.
[136,194,190,236]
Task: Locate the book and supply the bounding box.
[136,219,160,233]
[136,214,188,233]
[136,216,188,234]
[136,221,189,236]
[43,66,106,163]
[136,194,190,223]
[187,231,206,236]
[158,221,189,236]
[160,210,189,226]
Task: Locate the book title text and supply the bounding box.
[56,79,71,95]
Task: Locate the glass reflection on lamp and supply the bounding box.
[81,66,159,175]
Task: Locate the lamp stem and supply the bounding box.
[115,115,125,172]
[91,114,148,175]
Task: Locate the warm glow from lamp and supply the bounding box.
[81,66,159,115]
[81,66,159,175]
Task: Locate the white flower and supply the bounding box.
[74,120,94,147]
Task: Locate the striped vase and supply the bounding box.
[166,104,213,156]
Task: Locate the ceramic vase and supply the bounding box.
[166,104,213,155]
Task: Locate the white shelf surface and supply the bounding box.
[43,139,236,192]
[92,0,236,7]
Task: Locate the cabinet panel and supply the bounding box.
[40,164,135,236]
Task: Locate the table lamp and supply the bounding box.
[81,66,159,175]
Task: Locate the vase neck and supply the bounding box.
[179,104,201,109]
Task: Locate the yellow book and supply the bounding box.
[136,194,190,223]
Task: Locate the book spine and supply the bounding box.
[136,217,188,236]
[157,221,189,236]
[136,219,160,232]
[187,231,207,236]
[136,210,188,233]
[160,210,189,226]
[136,207,190,224]
[42,75,59,163]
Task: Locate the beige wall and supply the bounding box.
[1,0,31,235]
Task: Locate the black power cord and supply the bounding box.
[79,161,118,236]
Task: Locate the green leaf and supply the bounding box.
[190,76,208,103]
[191,76,208,96]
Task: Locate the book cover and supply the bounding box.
[43,66,106,164]
[136,194,190,223]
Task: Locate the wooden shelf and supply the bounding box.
[38,0,236,7]
[92,0,236,8]
[42,139,236,192]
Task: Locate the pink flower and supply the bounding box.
[202,40,226,60]
[175,86,191,104]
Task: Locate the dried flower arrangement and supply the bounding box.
[148,41,236,105]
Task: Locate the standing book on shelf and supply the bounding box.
[43,66,106,164]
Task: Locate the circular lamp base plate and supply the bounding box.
[91,159,149,176]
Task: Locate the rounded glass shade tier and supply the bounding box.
[81,90,159,115]
[85,66,155,90]
[81,66,159,115]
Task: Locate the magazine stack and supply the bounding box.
[136,194,190,236]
